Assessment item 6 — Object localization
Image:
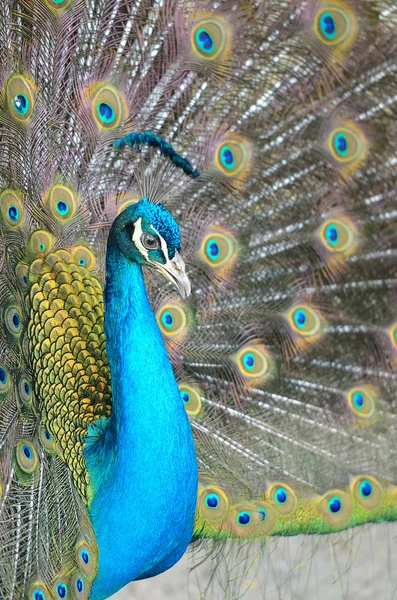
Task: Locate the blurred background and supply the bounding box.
[111,522,397,599]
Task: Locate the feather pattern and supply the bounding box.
[0,0,396,598]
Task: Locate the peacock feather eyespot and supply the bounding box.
[388,323,397,350]
[200,228,237,273]
[319,215,358,254]
[15,440,39,475]
[0,189,24,227]
[89,83,127,130]
[71,245,96,271]
[214,136,252,182]
[16,263,30,290]
[326,121,368,174]
[319,489,352,527]
[28,582,51,600]
[314,2,357,48]
[45,0,72,10]
[178,384,202,416]
[268,483,297,515]
[76,539,97,580]
[29,230,54,257]
[287,304,323,339]
[232,344,273,386]
[0,365,10,393]
[6,74,36,122]
[18,376,33,406]
[199,486,229,520]
[191,14,231,62]
[45,184,80,222]
[55,582,68,598]
[70,572,88,598]
[225,503,266,538]
[347,386,376,420]
[39,425,57,453]
[157,301,189,340]
[351,475,383,510]
[253,501,277,535]
[4,305,23,336]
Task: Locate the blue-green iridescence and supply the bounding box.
[13,94,29,115]
[243,352,255,370]
[195,28,214,54]
[56,200,70,216]
[181,391,190,404]
[33,591,45,600]
[325,223,338,246]
[0,367,7,385]
[206,239,220,260]
[97,102,115,124]
[162,311,174,329]
[320,12,336,39]
[56,583,68,598]
[360,480,372,498]
[80,549,90,565]
[205,493,219,509]
[8,205,19,221]
[257,507,267,521]
[12,311,21,330]
[294,309,306,329]
[237,511,251,526]
[334,133,348,157]
[220,146,235,169]
[328,496,342,513]
[23,444,33,459]
[275,488,287,504]
[353,391,364,410]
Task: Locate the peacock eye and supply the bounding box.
[141,232,160,250]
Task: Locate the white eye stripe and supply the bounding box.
[150,225,170,263]
[132,218,169,264]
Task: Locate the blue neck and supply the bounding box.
[86,242,197,600]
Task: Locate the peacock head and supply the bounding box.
[109,197,191,298]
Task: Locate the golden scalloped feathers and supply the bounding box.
[0,189,24,227]
[323,120,369,178]
[232,344,274,387]
[211,134,253,188]
[86,82,128,131]
[4,74,37,122]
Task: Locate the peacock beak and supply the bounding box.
[158,251,191,299]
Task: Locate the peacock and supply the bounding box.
[0,0,396,599]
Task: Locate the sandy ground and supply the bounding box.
[110,522,397,600]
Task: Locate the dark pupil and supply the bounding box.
[207,495,218,508]
[238,512,250,525]
[24,381,30,395]
[337,136,347,153]
[23,445,32,459]
[245,355,254,367]
[355,393,364,407]
[209,242,219,257]
[0,368,6,384]
[297,312,306,325]
[329,227,338,241]
[23,275,28,284]
[82,550,89,564]
[199,30,213,50]
[13,313,20,328]
[165,314,173,325]
[277,489,287,503]
[145,236,156,247]
[329,498,341,513]
[361,482,372,497]
[77,579,83,592]
[57,201,68,213]
[57,585,66,598]
[99,102,113,119]
[8,205,18,220]
[223,149,234,165]
[324,15,335,34]
[15,94,27,112]
[34,593,44,600]
[44,430,51,440]
[182,393,190,403]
